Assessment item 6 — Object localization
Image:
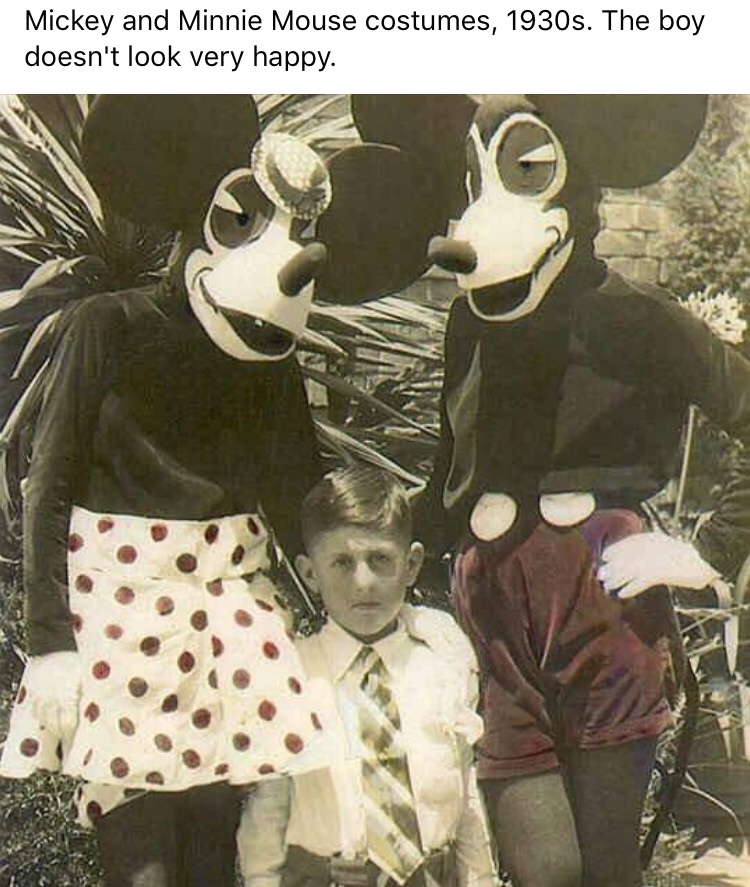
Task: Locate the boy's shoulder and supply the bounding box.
[401,604,478,672]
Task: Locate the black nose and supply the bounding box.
[278,243,329,297]
[428,236,477,274]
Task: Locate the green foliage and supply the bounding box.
[664,95,750,312]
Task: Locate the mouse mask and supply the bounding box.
[82,95,448,361]
[355,95,707,323]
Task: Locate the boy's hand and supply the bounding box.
[598,531,720,599]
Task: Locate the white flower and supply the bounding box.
[680,287,747,345]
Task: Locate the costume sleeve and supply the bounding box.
[238,778,291,887]
[23,297,116,655]
[257,359,323,561]
[577,284,750,580]
[412,302,462,558]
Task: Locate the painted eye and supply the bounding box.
[208,175,274,249]
[496,121,558,196]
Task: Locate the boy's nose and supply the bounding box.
[352,561,376,593]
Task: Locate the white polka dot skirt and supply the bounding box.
[1,507,326,793]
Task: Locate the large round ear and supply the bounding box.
[528,95,708,188]
[352,95,478,214]
[315,144,448,304]
[81,95,260,229]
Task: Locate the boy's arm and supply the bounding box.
[238,777,292,887]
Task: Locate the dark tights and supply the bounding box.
[95,783,243,887]
[483,738,657,887]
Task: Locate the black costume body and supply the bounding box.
[26,279,321,658]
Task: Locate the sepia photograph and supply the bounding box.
[0,94,748,887]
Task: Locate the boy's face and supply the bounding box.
[296,527,424,644]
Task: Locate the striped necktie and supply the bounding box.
[353,645,423,885]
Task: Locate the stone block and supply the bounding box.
[596,229,647,258]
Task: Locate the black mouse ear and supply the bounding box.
[81,95,260,229]
[315,144,448,304]
[352,95,477,214]
[529,95,708,188]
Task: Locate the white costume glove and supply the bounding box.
[598,531,720,599]
[24,651,82,744]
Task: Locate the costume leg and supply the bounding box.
[95,792,179,887]
[181,783,243,887]
[483,771,581,887]
[564,738,657,887]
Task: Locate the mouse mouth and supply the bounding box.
[199,277,294,358]
[220,307,295,357]
[468,274,533,319]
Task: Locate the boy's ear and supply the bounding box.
[406,541,425,586]
[294,553,318,592]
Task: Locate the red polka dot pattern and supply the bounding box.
[178,652,195,673]
[204,524,219,544]
[207,669,218,689]
[128,677,148,697]
[288,677,302,694]
[71,614,83,633]
[156,596,174,615]
[115,586,135,605]
[17,686,27,705]
[231,545,245,565]
[192,709,211,729]
[285,733,304,754]
[263,641,280,660]
[140,636,160,656]
[68,533,84,553]
[233,733,251,751]
[311,712,323,731]
[183,749,201,769]
[92,661,110,680]
[247,517,260,535]
[75,574,93,593]
[190,610,208,631]
[161,694,179,713]
[85,702,100,722]
[105,624,123,640]
[119,717,136,736]
[20,737,39,757]
[87,801,103,820]
[215,763,229,776]
[207,579,223,596]
[258,700,276,721]
[110,757,129,778]
[176,553,197,574]
[211,636,224,657]
[256,599,273,612]
[154,734,172,752]
[233,669,251,689]
[146,771,165,785]
[117,545,138,564]
[150,524,168,542]
[235,609,253,627]
[97,517,114,533]
[258,763,275,775]
[83,749,94,765]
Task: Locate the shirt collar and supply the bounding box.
[317,605,433,683]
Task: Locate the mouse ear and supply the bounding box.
[528,95,708,188]
[352,95,477,214]
[82,95,260,229]
[315,144,448,304]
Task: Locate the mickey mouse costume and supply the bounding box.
[353,95,750,886]
[0,95,445,886]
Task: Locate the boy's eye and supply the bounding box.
[332,555,354,571]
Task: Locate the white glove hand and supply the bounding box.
[25,651,82,743]
[597,531,720,600]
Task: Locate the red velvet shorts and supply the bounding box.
[451,510,672,780]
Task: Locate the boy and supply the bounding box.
[238,465,497,887]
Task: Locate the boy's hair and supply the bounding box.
[300,465,412,551]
